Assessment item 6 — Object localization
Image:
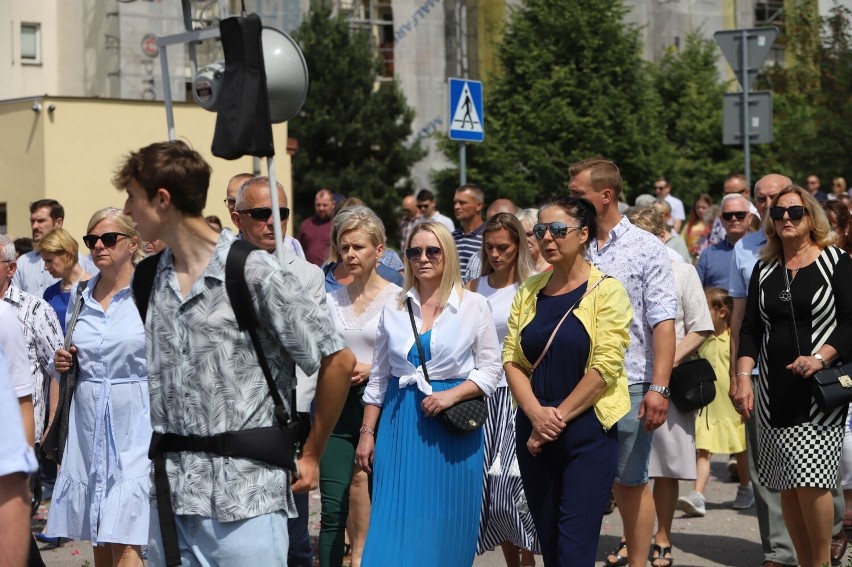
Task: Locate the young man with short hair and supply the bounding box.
[117,140,354,566]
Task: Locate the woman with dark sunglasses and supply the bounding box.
[503,197,632,566]
[357,221,502,566]
[45,208,150,567]
[735,185,852,567]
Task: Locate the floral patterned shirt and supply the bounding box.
[142,231,347,522]
[586,216,677,385]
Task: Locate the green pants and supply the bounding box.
[318,385,369,567]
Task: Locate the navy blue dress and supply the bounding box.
[515,284,619,566]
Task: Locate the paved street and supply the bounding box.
[36,456,846,566]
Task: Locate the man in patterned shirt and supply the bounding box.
[0,234,63,446]
[451,184,485,283]
[569,157,677,567]
[117,140,355,566]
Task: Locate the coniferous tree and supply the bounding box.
[290,2,425,240]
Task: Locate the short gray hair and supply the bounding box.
[235,176,286,210]
[515,208,538,227]
[721,193,750,209]
[0,235,15,262]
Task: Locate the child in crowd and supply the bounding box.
[678,288,752,516]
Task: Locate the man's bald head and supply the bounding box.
[486,198,518,219]
[226,173,254,214]
[754,174,793,217]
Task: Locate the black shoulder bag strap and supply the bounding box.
[406,297,431,385]
[131,250,164,323]
[225,239,294,427]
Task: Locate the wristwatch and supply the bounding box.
[648,384,671,399]
[814,353,827,368]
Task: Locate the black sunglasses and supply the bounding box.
[721,211,748,221]
[769,206,806,221]
[238,207,290,221]
[532,221,582,240]
[82,232,130,249]
[405,246,442,262]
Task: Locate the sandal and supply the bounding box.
[605,540,628,566]
[650,544,674,567]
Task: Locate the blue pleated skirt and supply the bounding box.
[362,376,484,566]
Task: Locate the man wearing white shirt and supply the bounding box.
[654,178,685,233]
[415,189,455,232]
[12,200,96,298]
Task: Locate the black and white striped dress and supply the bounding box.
[740,246,852,490]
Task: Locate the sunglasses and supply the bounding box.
[82,232,130,249]
[238,207,290,221]
[223,198,236,206]
[532,222,582,240]
[721,211,748,221]
[405,246,442,262]
[416,203,431,210]
[769,206,806,221]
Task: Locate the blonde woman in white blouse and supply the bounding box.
[356,221,502,567]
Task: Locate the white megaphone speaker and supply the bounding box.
[192,27,309,124]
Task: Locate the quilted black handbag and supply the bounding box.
[406,298,487,434]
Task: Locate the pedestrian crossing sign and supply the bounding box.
[449,78,484,142]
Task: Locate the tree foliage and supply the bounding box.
[289,1,424,238]
[754,1,852,185]
[433,0,673,207]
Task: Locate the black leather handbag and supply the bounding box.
[811,362,852,412]
[406,298,487,434]
[669,358,717,412]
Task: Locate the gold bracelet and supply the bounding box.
[359,425,376,436]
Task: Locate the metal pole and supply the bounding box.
[459,142,467,186]
[159,45,176,141]
[267,156,286,267]
[741,30,751,190]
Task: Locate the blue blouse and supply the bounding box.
[44,281,70,334]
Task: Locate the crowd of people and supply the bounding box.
[1,141,851,567]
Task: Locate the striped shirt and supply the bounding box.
[452,223,484,283]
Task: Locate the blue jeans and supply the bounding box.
[148,508,289,567]
[615,383,654,486]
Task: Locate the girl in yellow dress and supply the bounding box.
[678,288,752,516]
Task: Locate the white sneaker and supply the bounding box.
[677,490,706,517]
[732,485,755,509]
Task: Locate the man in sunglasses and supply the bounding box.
[571,158,677,567]
[695,194,752,290]
[653,177,685,233]
[117,140,354,567]
[727,173,849,567]
[232,176,325,567]
[706,174,762,248]
[415,189,455,232]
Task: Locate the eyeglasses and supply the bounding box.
[405,246,442,262]
[769,206,806,221]
[532,222,582,240]
[416,203,431,210]
[82,232,130,249]
[721,211,748,221]
[237,207,290,221]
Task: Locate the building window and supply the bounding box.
[21,23,41,64]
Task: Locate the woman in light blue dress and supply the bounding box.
[46,208,150,567]
[355,221,502,566]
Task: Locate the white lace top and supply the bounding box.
[327,283,402,364]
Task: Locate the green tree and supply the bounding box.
[652,33,743,204]
[289,2,424,242]
[433,0,674,207]
[753,1,852,184]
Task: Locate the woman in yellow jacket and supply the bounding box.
[503,196,632,567]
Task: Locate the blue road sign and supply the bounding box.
[449,78,484,142]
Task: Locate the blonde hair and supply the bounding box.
[327,205,386,264]
[398,221,463,309]
[86,207,143,264]
[760,184,836,263]
[37,228,79,269]
[626,206,665,238]
[479,213,535,282]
